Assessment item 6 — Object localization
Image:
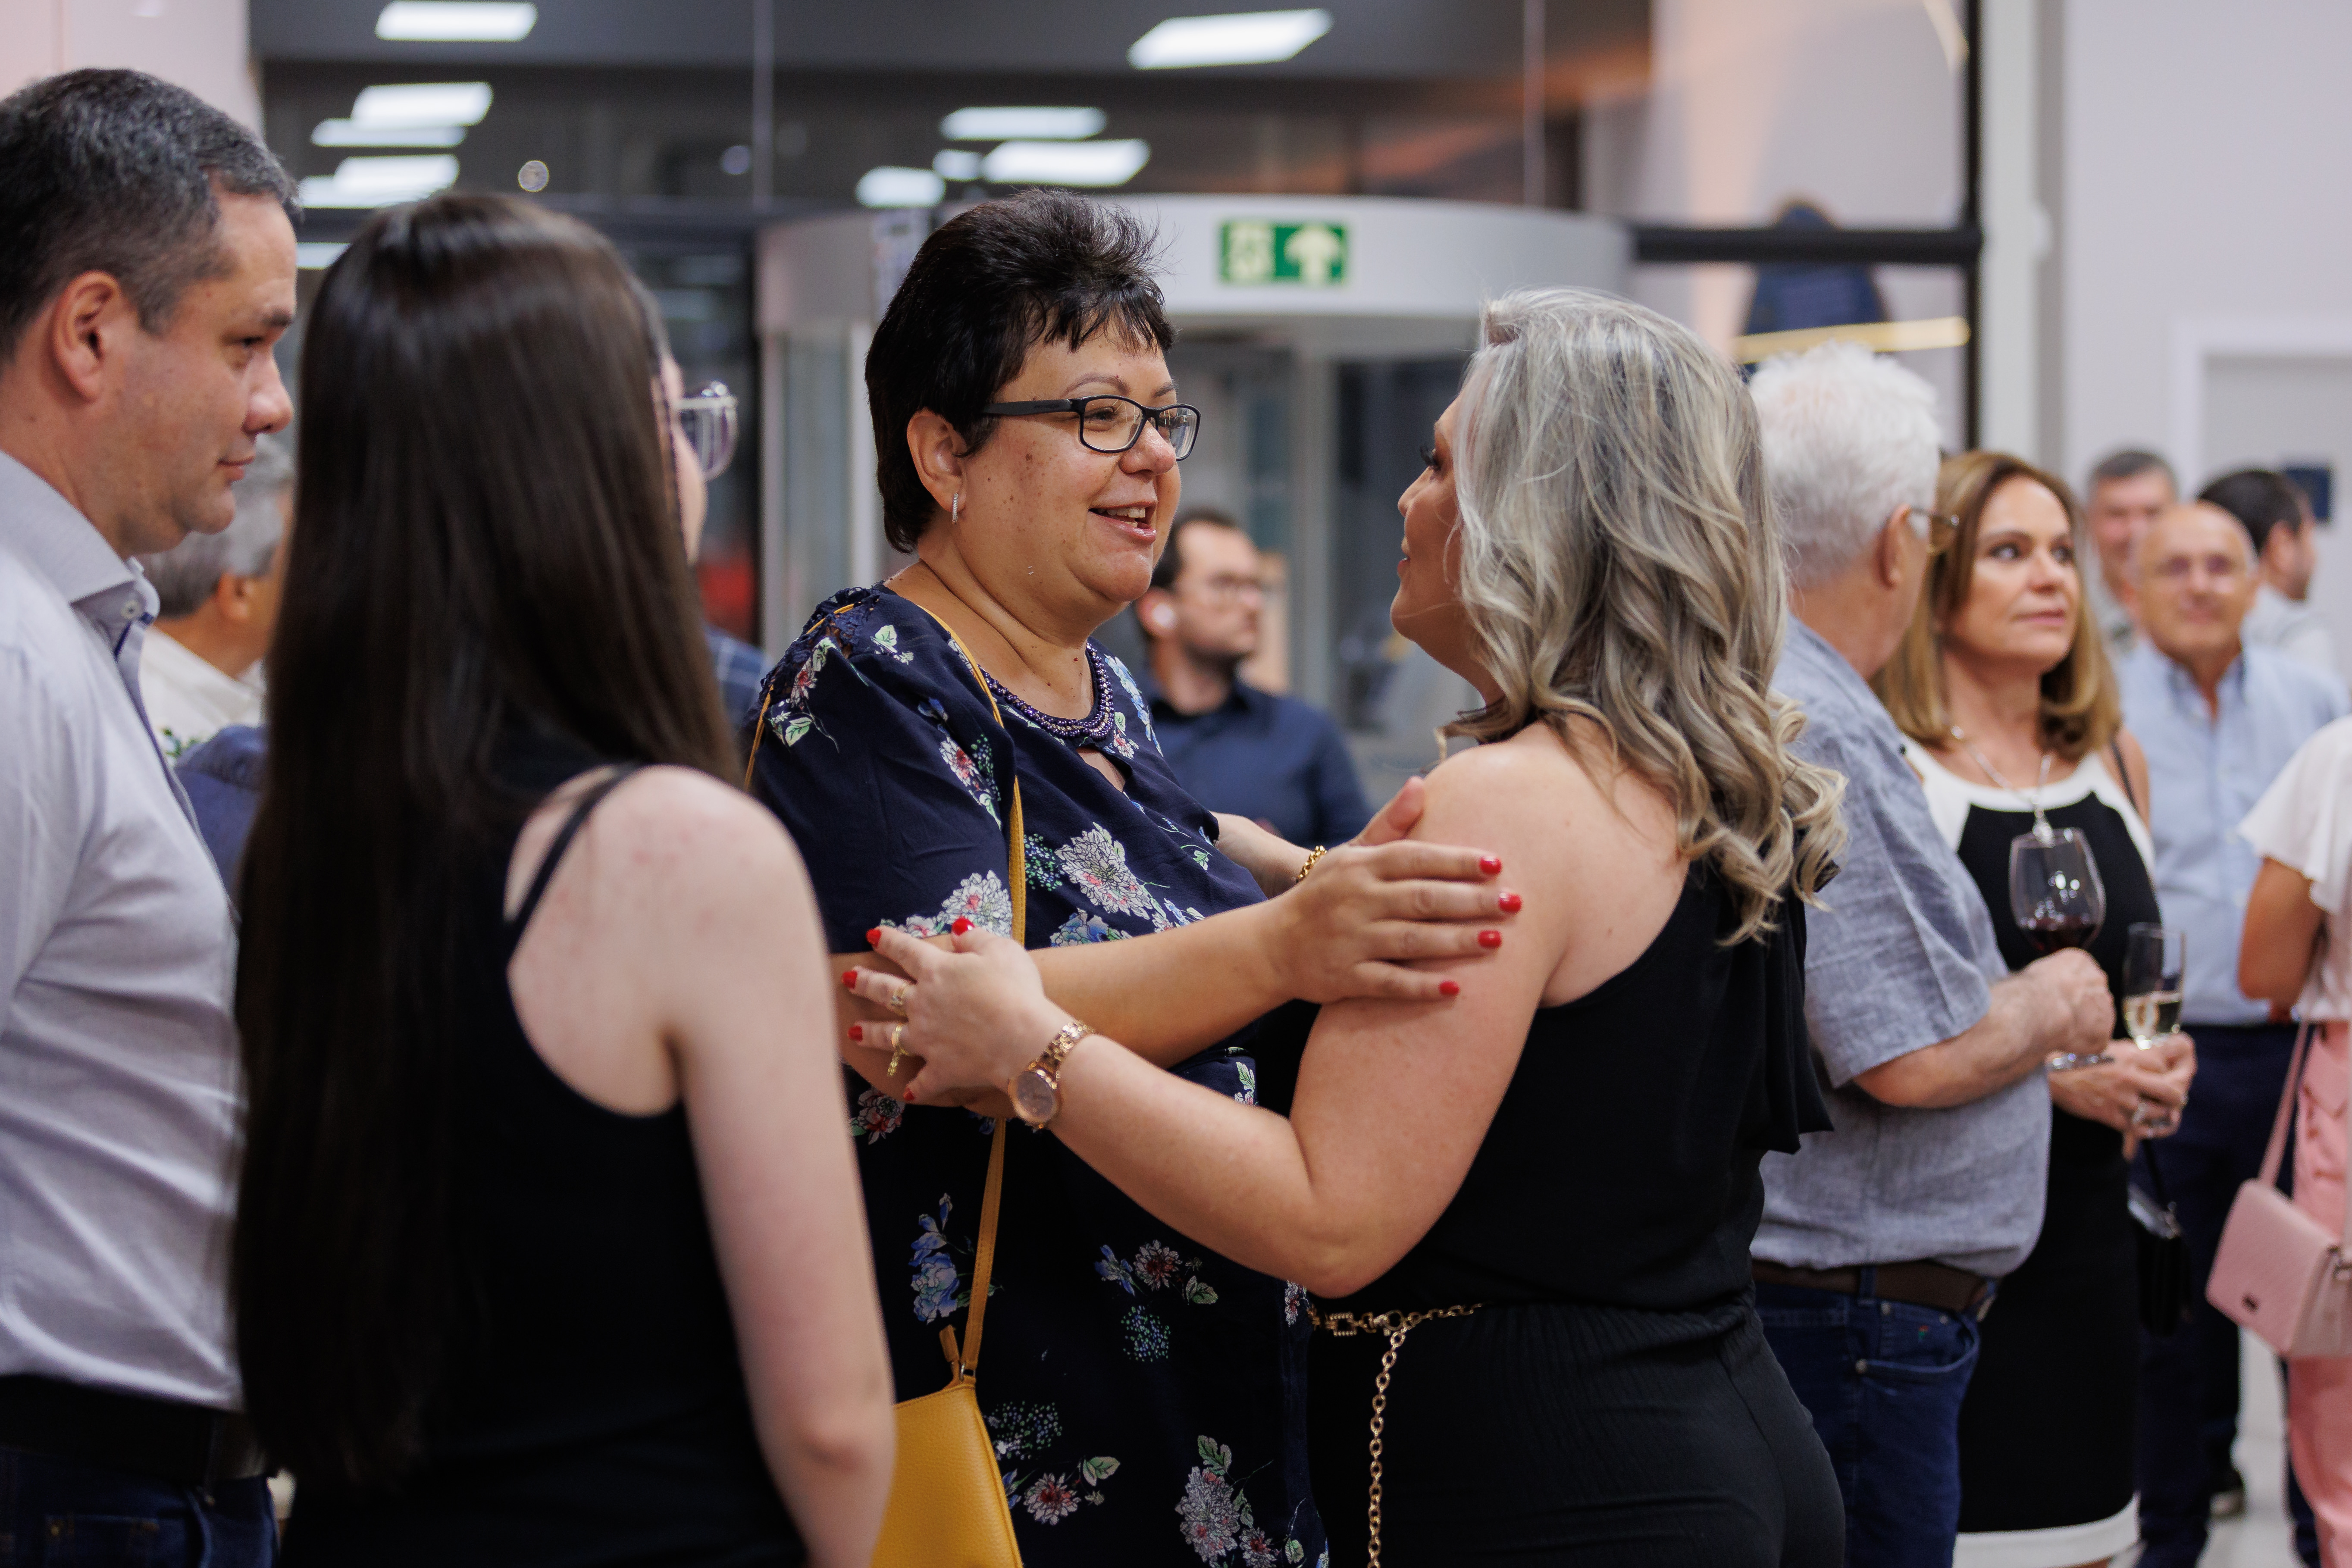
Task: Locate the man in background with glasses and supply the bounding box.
[2120,500,2346,1565]
[1134,509,1369,849]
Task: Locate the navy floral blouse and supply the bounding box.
[747,585,1326,1568]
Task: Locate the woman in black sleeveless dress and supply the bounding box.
[1874,451,2193,1565]
[855,288,1848,1565]
[230,196,893,1564]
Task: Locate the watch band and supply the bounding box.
[1037,1020,1095,1084]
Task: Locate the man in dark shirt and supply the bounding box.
[1139,510,1370,847]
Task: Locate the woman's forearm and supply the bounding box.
[1032,900,1293,1065]
[1043,1033,1370,1292]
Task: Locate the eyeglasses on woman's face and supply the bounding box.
[981,395,1201,461]
[674,382,739,479]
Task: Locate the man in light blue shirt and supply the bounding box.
[0,69,294,1558]
[2120,500,2347,1564]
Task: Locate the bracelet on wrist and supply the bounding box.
[2047,1050,2114,1073]
[1295,846,1328,885]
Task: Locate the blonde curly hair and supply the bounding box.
[1444,288,1845,942]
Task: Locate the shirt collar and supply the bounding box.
[0,450,152,623]
[2156,643,2246,713]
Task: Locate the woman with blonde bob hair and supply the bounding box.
[1875,450,2193,1566]
[847,288,1847,1565]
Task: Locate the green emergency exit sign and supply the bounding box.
[1219,220,1349,287]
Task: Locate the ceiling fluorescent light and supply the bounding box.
[375,3,536,41]
[981,139,1150,188]
[296,154,459,208]
[350,82,493,127]
[933,149,983,181]
[296,243,350,270]
[1129,9,1331,69]
[940,106,1106,141]
[313,119,465,147]
[857,166,946,208]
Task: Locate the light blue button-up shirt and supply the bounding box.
[0,451,242,1408]
[2118,642,2349,1026]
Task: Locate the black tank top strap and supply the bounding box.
[506,763,645,936]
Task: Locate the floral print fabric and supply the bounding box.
[747,586,1325,1567]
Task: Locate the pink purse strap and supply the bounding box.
[2256,1018,2352,1252]
[2258,1020,2314,1187]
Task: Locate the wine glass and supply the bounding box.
[2009,827,2108,956]
[2122,923,2186,1049]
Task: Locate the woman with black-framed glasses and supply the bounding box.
[742,189,1517,1565]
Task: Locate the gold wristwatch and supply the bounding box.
[1009,1020,1095,1130]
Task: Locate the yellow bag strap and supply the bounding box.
[750,592,1028,1381]
[918,601,1026,1380]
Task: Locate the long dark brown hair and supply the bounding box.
[1875,449,2122,762]
[232,194,730,1488]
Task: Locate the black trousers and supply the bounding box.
[2135,1022,2319,1567]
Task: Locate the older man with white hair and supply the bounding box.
[136,430,289,757]
[1748,343,2114,1568]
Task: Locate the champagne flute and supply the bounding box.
[2122,923,2186,1048]
[2009,827,2108,955]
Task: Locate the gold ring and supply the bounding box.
[886,981,911,1017]
[886,1023,908,1078]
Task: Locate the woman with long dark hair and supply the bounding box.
[231,194,892,1565]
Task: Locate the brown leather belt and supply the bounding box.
[0,1375,268,1489]
[1752,1259,1994,1320]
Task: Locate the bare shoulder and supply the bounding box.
[1417,724,1670,877]
[577,766,812,914]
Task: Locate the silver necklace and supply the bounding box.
[1949,723,2056,840]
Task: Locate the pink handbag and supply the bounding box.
[2208,1022,2352,1358]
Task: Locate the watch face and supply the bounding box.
[1011,1070,1059,1127]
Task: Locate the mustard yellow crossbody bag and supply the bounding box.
[745,602,1026,1567]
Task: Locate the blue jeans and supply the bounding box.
[1757,1273,1984,1568]
[0,1444,275,1567]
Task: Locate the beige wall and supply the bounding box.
[1,0,258,126]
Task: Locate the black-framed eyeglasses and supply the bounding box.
[982,396,1201,461]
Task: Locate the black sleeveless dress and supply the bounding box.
[1911,748,2163,1546]
[288,743,805,1566]
[1304,865,1844,1567]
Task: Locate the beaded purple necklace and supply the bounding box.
[981,646,1119,749]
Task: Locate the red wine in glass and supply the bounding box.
[2009,827,2107,956]
[2019,914,2099,954]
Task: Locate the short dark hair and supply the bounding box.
[1148,507,1245,593]
[864,190,1173,554]
[2199,467,2311,554]
[0,69,296,362]
[2088,448,2176,493]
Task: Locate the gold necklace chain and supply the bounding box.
[1310,1303,1482,1565]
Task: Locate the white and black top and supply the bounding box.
[1907,738,2163,1559]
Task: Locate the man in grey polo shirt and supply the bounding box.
[0,71,294,1557]
[1748,344,2112,1568]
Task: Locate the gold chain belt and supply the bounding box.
[1309,1303,1482,1567]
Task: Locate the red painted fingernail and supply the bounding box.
[1439,980,1461,997]
[866,926,882,946]
[841,969,858,989]
[1479,855,1502,875]
[902,1084,918,1103]
[1497,892,1522,913]
[952,917,972,935]
[848,1023,863,1042]
[1478,930,1502,948]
